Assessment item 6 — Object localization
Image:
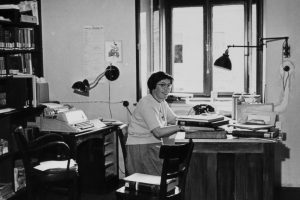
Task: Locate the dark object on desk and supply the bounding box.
[185,129,227,139]
[13,126,80,200]
[116,140,194,200]
[178,119,229,128]
[231,129,279,138]
[193,104,215,115]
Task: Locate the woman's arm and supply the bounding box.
[151,125,185,138]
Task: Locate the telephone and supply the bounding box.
[193,104,215,115]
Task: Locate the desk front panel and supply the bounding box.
[45,125,119,193]
[185,142,275,200]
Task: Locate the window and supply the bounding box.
[136,0,263,99]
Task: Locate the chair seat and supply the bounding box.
[32,165,78,183]
[116,186,181,200]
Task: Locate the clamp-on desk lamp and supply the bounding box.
[72,65,120,96]
[214,36,290,70]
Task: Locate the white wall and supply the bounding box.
[41,0,300,187]
[41,0,136,123]
[265,0,300,187]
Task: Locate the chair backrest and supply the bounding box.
[159,140,194,200]
[13,126,68,178]
[117,124,129,176]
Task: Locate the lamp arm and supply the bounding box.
[89,71,106,89]
[260,36,289,44]
[227,45,259,48]
[227,37,289,48]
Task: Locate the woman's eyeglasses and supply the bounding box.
[157,83,172,89]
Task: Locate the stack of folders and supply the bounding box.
[177,114,228,139]
[123,173,178,194]
[177,114,229,128]
[230,124,278,138]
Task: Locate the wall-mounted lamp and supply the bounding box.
[72,65,120,96]
[214,36,290,70]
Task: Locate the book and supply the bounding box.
[229,123,274,131]
[185,129,227,139]
[178,114,224,123]
[20,14,37,24]
[177,119,228,128]
[123,173,177,194]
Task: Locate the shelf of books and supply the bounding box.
[0,0,42,77]
[0,1,42,199]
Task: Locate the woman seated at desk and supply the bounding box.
[125,71,186,176]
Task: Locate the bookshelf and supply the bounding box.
[0,0,43,77]
[0,1,43,199]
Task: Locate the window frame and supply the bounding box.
[135,0,263,100]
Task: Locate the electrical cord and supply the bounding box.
[108,81,112,118]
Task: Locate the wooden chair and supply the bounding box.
[115,140,194,200]
[13,126,80,200]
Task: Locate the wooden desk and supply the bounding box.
[43,125,119,193]
[175,132,280,200]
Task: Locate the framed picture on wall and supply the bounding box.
[105,40,122,63]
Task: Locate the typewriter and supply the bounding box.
[40,103,106,133]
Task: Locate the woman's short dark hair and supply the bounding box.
[147,71,173,92]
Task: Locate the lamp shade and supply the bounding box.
[72,79,90,96]
[214,49,232,70]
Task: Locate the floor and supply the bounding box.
[45,189,117,200]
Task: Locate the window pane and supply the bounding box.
[153,10,160,72]
[213,5,244,93]
[172,7,204,93]
[139,0,153,97]
[249,4,257,94]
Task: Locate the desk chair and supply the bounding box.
[13,126,80,200]
[115,140,194,200]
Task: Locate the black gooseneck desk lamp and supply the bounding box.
[72,65,120,96]
[214,37,290,70]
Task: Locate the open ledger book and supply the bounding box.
[177,114,224,123]
[123,173,178,193]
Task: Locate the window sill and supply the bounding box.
[169,97,233,117]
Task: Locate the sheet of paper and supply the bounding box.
[0,108,15,114]
[34,159,76,171]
